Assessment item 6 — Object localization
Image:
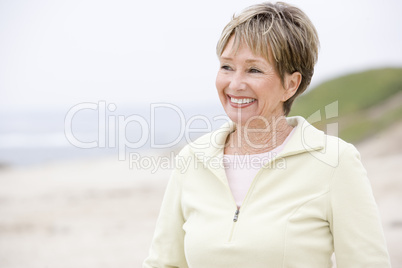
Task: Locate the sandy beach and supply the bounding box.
[0,122,401,267]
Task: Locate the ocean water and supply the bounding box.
[0,102,228,167]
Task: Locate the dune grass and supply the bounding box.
[289,67,402,143]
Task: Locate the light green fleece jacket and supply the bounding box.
[143,116,390,268]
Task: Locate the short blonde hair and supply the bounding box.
[216,2,319,116]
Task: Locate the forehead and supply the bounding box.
[220,35,272,64]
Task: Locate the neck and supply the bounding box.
[225,115,293,155]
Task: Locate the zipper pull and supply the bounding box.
[233,209,240,222]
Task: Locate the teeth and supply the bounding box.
[230,97,256,104]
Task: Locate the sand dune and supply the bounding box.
[0,154,170,267]
[0,122,401,267]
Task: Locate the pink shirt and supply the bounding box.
[223,128,295,208]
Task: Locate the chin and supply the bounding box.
[224,108,258,126]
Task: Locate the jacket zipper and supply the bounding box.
[233,208,240,222]
[227,208,240,242]
[225,156,281,243]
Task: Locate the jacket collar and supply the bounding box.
[280,116,325,158]
[188,116,325,160]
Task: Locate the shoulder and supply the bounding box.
[323,133,361,167]
[324,133,358,157]
[286,116,359,168]
[315,133,369,193]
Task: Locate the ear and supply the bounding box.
[282,72,302,102]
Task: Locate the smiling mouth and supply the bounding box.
[227,95,256,107]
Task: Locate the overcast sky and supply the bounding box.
[1,0,402,111]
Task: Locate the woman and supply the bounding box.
[144,2,390,267]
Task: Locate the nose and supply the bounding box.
[229,71,246,91]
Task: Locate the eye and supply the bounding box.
[220,65,232,71]
[249,68,262,73]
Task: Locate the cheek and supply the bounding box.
[215,73,226,94]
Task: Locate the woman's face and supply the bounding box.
[216,37,289,126]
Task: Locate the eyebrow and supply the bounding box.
[220,56,266,64]
[219,57,233,61]
[245,59,264,64]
